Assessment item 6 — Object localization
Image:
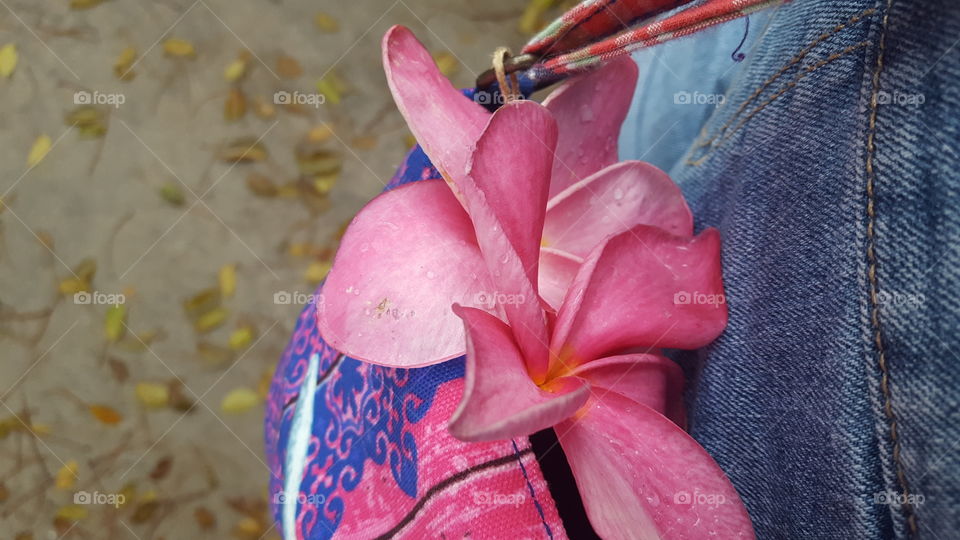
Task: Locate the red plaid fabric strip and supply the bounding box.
[522,0,690,58]
[524,0,786,83]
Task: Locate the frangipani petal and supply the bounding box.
[543,161,693,258]
[557,394,755,540]
[543,56,638,198]
[459,102,558,380]
[552,226,727,365]
[383,25,488,183]
[467,100,557,286]
[448,306,590,442]
[317,180,495,367]
[570,353,685,429]
[538,247,582,311]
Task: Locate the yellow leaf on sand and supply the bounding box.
[114,47,137,80]
[195,307,228,333]
[224,88,247,121]
[183,288,221,319]
[314,12,340,33]
[89,404,123,425]
[315,73,347,105]
[219,264,237,298]
[56,504,88,521]
[70,0,105,9]
[135,382,170,408]
[0,43,17,78]
[59,277,87,295]
[104,303,127,342]
[305,261,331,284]
[519,0,558,35]
[228,325,255,350]
[27,135,52,167]
[221,388,260,413]
[163,38,196,58]
[159,182,186,206]
[224,58,247,82]
[56,460,79,490]
[432,51,459,78]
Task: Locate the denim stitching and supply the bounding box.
[865,0,918,535]
[687,40,871,166]
[693,9,876,150]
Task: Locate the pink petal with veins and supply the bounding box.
[557,393,755,540]
[544,161,693,258]
[317,180,494,367]
[552,226,727,366]
[448,306,590,442]
[542,56,639,198]
[383,25,488,183]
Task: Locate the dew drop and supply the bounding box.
[579,104,594,122]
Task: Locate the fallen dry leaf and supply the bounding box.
[135,382,170,408]
[27,135,52,167]
[305,261,331,284]
[221,387,259,413]
[195,307,228,333]
[104,303,127,342]
[224,58,247,82]
[163,38,196,58]
[314,12,340,33]
[89,404,123,425]
[159,182,186,206]
[219,264,237,298]
[219,137,268,163]
[0,43,17,78]
[55,460,79,490]
[245,173,278,197]
[276,54,302,79]
[228,324,255,350]
[114,47,137,80]
[65,105,108,138]
[224,88,247,121]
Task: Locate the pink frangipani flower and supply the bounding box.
[316,25,755,539]
[318,26,693,369]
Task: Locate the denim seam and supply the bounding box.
[687,40,872,166]
[686,8,876,166]
[864,0,918,535]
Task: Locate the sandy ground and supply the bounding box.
[0,0,542,537]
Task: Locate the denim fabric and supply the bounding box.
[619,9,772,173]
[620,0,959,538]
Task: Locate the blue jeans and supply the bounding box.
[622,0,960,537]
